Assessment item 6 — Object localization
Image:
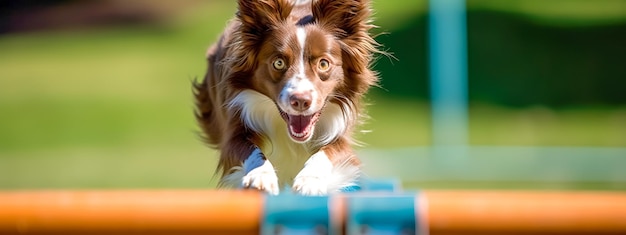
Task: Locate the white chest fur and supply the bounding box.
[228,90,346,186]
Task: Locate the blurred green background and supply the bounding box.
[1,0,625,189]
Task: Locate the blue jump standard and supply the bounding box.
[261,179,422,235]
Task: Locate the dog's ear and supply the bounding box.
[312,0,373,39]
[233,0,293,73]
[237,0,293,43]
[313,0,379,97]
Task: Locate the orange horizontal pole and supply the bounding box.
[0,190,625,234]
[425,190,626,235]
[0,190,262,234]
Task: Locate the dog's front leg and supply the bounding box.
[292,150,333,196]
[241,148,279,195]
[219,133,279,195]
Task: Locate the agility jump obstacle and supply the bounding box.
[1,190,625,234]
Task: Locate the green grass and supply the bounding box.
[0,1,624,189]
[0,146,218,189]
[469,104,626,146]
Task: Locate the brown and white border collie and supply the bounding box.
[194,0,379,195]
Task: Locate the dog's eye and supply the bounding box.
[273,58,286,70]
[318,59,330,72]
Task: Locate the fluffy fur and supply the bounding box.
[194,0,379,195]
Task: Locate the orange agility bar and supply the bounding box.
[0,190,262,234]
[426,190,626,235]
[0,190,625,234]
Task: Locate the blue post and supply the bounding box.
[429,0,468,153]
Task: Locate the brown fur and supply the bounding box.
[194,0,379,182]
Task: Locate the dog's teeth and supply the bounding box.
[289,126,307,138]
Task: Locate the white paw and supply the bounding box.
[242,167,279,195]
[293,175,328,196]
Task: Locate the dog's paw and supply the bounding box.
[242,167,279,195]
[293,175,328,196]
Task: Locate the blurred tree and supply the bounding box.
[374,10,626,107]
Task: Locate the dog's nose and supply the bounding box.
[289,92,312,112]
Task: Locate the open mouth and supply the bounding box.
[279,110,322,142]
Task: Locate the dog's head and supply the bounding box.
[230,0,378,143]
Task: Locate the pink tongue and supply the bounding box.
[289,115,312,134]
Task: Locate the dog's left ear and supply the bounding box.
[313,0,378,97]
[312,0,373,39]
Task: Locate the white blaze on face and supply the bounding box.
[276,27,323,143]
[293,0,311,5]
[279,27,318,115]
[296,27,307,76]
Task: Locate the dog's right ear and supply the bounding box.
[237,0,293,45]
